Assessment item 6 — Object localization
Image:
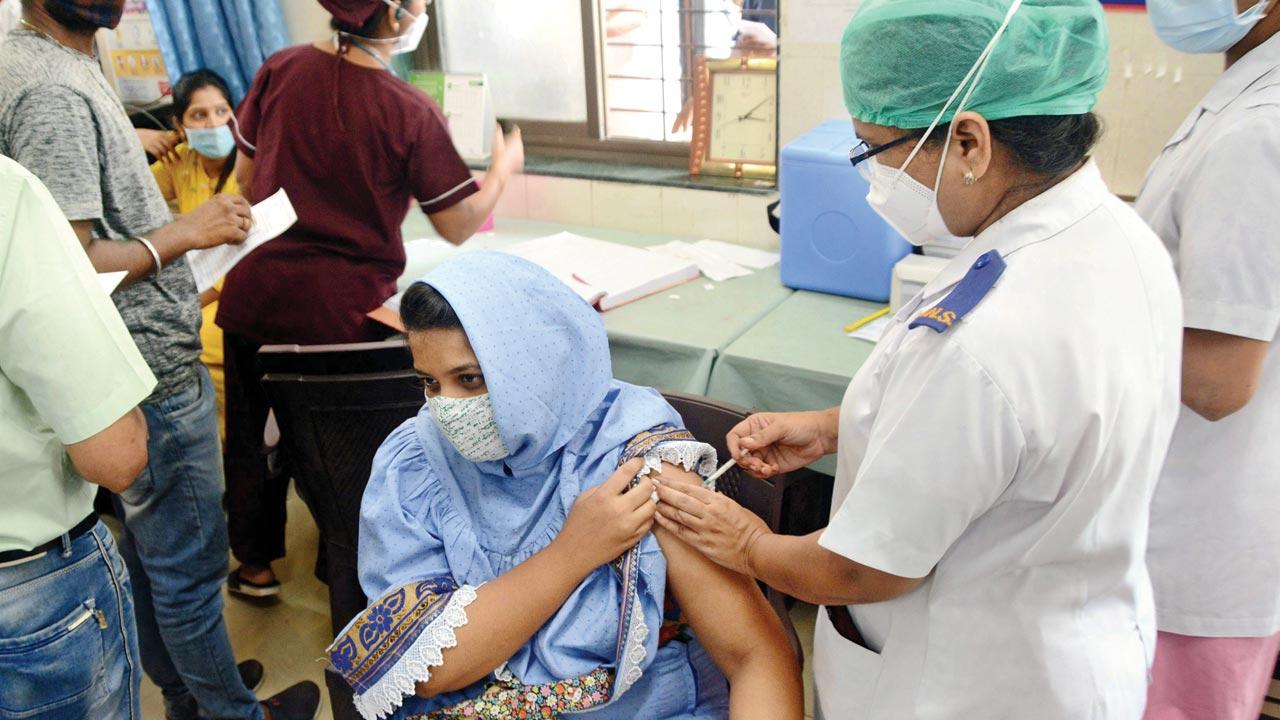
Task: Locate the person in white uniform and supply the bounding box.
[1137,2,1280,718]
[652,1,1184,717]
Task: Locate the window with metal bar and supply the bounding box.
[424,0,778,161]
[601,0,778,142]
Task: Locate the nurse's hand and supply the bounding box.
[653,474,769,576]
[492,124,525,177]
[726,409,838,479]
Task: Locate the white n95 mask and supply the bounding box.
[866,157,936,247]
[426,393,510,462]
[865,152,970,250]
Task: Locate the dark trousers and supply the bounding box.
[223,332,289,567]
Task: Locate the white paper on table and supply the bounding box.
[845,315,891,343]
[97,271,127,295]
[186,188,297,293]
[693,239,779,270]
[648,241,753,283]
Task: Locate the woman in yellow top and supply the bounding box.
[150,69,240,437]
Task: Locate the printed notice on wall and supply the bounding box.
[95,0,170,106]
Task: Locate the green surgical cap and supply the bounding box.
[840,0,1110,129]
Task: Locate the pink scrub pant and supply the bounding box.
[1144,630,1280,720]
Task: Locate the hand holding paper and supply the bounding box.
[178,194,253,251]
[187,189,297,293]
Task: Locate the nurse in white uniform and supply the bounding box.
[1137,2,1280,718]
[654,1,1184,718]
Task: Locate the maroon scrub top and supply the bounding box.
[217,45,478,345]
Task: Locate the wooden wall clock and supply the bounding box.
[689,54,779,181]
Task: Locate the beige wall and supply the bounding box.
[280,1,331,45]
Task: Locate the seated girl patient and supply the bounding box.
[328,252,802,720]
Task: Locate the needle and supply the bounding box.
[705,457,739,487]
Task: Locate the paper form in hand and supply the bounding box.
[97,271,127,295]
[186,188,297,293]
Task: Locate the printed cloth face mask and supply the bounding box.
[185,125,235,160]
[864,0,1025,250]
[1148,0,1270,54]
[426,393,510,462]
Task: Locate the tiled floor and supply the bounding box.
[1265,680,1280,720]
[137,488,819,720]
[138,489,336,720]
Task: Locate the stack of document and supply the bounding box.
[503,232,700,311]
[186,188,298,293]
[647,239,780,282]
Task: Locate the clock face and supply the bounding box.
[708,71,777,165]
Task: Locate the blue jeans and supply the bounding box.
[112,367,262,720]
[0,522,140,719]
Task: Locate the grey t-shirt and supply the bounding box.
[0,30,200,401]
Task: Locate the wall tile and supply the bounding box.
[524,175,593,225]
[660,186,740,242]
[737,193,781,250]
[592,180,664,233]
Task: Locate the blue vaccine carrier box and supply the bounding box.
[779,119,911,302]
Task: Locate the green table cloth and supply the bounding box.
[397,216,794,393]
[706,291,885,475]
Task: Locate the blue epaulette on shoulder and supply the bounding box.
[908,250,1007,333]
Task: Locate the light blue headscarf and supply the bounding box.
[351,252,687,717]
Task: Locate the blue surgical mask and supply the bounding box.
[185,125,236,160]
[1148,0,1271,54]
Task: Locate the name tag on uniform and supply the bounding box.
[909,251,1007,333]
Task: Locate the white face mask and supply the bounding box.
[426,393,510,463]
[865,156,936,247]
[862,0,1024,250]
[382,0,429,55]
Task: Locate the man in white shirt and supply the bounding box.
[1137,2,1280,719]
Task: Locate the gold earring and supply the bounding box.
[963,170,976,186]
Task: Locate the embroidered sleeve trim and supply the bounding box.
[352,584,479,720]
[635,440,719,489]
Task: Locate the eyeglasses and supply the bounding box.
[848,133,921,180]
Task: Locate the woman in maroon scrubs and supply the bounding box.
[221,0,523,595]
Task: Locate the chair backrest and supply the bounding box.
[660,390,804,668]
[660,391,788,530]
[261,370,424,553]
[262,364,423,720]
[258,339,414,377]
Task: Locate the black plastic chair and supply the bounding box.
[257,338,414,376]
[661,391,807,668]
[260,367,423,720]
